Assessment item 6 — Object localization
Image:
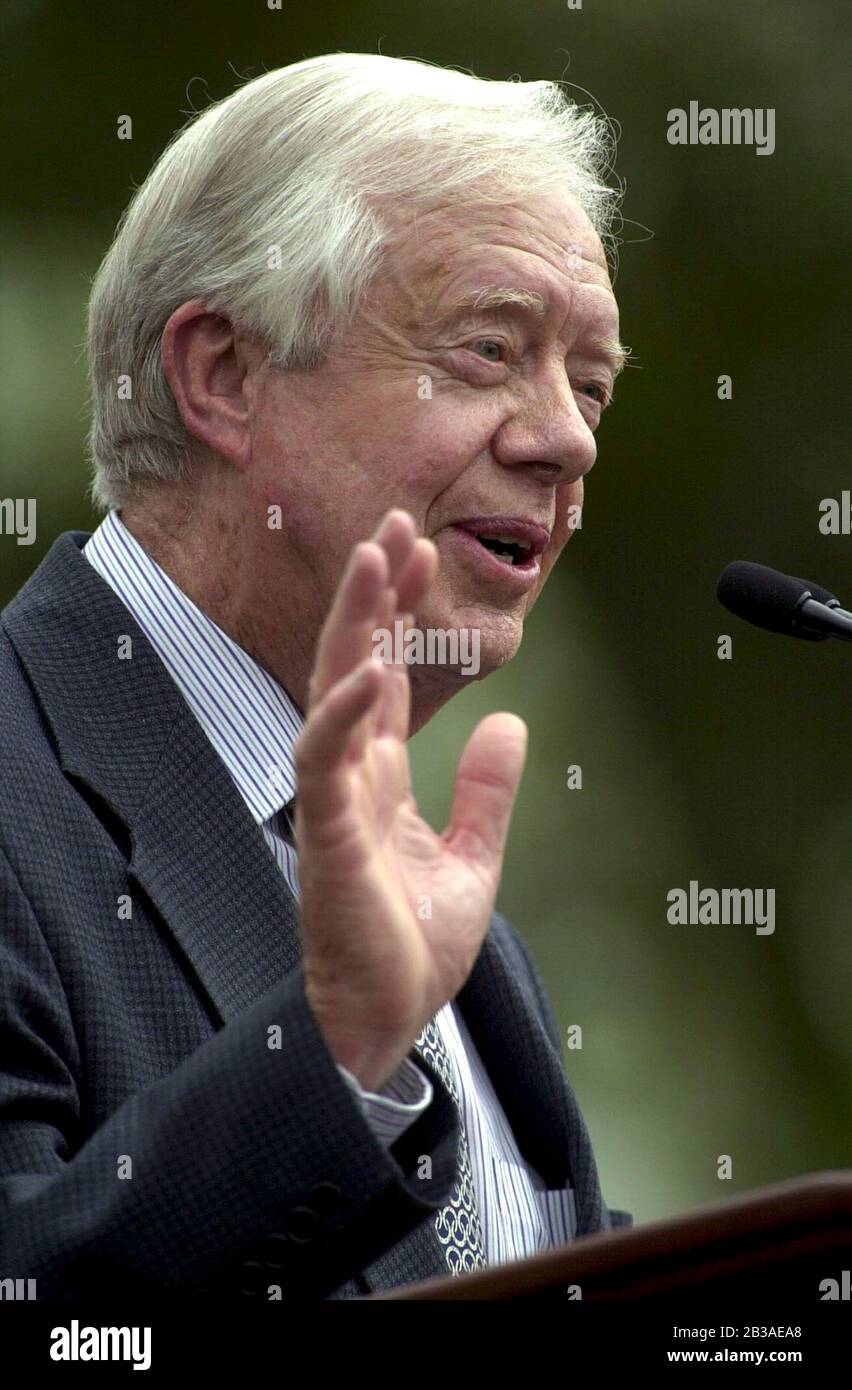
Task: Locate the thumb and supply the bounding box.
[444,713,527,873]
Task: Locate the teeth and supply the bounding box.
[480,533,531,551]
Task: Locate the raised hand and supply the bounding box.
[295,509,527,1092]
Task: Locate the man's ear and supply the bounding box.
[161,299,257,470]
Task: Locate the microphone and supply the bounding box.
[717,561,852,644]
[787,575,852,622]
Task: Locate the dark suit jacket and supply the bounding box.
[0,531,630,1299]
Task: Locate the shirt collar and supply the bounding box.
[83,508,304,827]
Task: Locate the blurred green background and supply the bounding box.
[2,0,849,1226]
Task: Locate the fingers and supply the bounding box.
[309,510,437,713]
[296,509,428,837]
[397,537,439,613]
[369,512,417,641]
[373,615,413,741]
[309,541,388,711]
[378,509,418,589]
[295,658,384,822]
[370,537,437,743]
[444,713,528,875]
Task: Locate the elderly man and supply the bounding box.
[0,52,631,1298]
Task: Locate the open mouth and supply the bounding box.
[450,517,550,575]
[471,532,536,568]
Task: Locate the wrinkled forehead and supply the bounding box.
[376,192,614,323]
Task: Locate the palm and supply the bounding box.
[295,510,526,1085]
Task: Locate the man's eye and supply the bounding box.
[579,382,610,406]
[469,339,506,363]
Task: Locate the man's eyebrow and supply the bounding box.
[584,335,631,379]
[449,285,548,317]
[424,283,629,377]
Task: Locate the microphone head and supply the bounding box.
[716,561,828,641]
[787,575,839,607]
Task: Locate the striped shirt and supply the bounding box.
[84,508,575,1264]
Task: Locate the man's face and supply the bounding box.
[246,189,621,684]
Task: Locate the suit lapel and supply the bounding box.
[455,925,607,1236]
[4,531,301,1025]
[127,709,302,1021]
[359,920,608,1292]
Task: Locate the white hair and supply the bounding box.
[86,52,622,511]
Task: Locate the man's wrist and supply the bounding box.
[306,994,412,1093]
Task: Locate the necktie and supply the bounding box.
[277,799,297,845]
[415,1016,487,1273]
[276,801,487,1273]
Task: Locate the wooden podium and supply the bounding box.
[369,1171,852,1300]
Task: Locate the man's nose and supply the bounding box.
[490,370,597,485]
